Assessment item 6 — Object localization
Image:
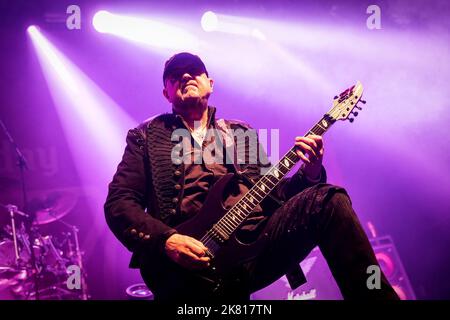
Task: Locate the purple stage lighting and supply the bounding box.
[200,11,266,40]
[27,24,135,215]
[201,11,218,32]
[27,25,139,288]
[92,10,199,51]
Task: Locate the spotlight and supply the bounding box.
[27,25,135,184]
[92,10,199,50]
[201,11,218,32]
[27,25,39,35]
[92,10,111,33]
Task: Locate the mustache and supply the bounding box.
[181,81,198,90]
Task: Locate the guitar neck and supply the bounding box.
[211,114,336,241]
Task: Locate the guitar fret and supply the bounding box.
[227,208,246,224]
[201,83,361,246]
[285,153,298,166]
[315,123,326,131]
[217,219,235,234]
[213,223,232,239]
[229,208,245,221]
[264,175,277,187]
[241,197,254,209]
[272,168,281,179]
[251,188,264,201]
[278,161,290,172]
[228,213,238,224]
[258,182,267,192]
[234,206,247,218]
[286,155,296,164]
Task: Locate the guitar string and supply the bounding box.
[200,120,330,246]
[200,92,360,250]
[201,90,361,248]
[200,122,327,249]
[212,122,326,232]
[203,123,326,241]
[208,122,326,234]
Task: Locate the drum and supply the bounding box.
[33,235,67,273]
[0,239,30,269]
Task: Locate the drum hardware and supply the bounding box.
[1,119,88,299]
[0,117,39,299]
[56,219,89,300]
[3,204,28,268]
[0,203,89,300]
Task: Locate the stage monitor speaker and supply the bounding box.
[370,236,416,300]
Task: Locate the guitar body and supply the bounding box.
[177,173,268,274]
[146,173,268,298]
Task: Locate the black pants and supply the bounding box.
[241,183,399,300]
[141,184,399,300]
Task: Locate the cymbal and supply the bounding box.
[28,191,78,225]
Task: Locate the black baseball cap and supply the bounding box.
[163,52,208,85]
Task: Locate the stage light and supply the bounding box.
[251,28,266,41]
[27,25,135,229]
[27,25,39,35]
[201,11,218,32]
[92,10,199,51]
[199,11,266,41]
[92,10,111,33]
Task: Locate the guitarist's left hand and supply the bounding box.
[294,135,324,180]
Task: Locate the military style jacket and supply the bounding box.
[104,106,326,269]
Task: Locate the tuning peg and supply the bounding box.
[352,111,359,116]
[334,95,338,99]
[359,99,366,104]
[348,118,354,123]
[355,105,362,110]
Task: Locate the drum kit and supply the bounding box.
[0,186,88,300]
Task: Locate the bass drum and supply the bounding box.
[0,269,28,300]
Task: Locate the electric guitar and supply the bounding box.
[148,81,366,297]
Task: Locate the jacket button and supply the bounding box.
[138,232,144,238]
[144,235,150,240]
[169,209,176,214]
[172,197,178,203]
[174,170,181,176]
[175,184,181,190]
[130,229,137,235]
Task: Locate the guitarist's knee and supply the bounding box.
[282,184,350,228]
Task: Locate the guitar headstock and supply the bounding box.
[327,81,366,123]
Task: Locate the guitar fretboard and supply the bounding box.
[205,114,336,244]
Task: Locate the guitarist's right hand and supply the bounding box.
[164,233,211,270]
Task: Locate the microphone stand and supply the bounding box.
[0,118,39,300]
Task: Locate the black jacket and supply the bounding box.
[104,106,326,269]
